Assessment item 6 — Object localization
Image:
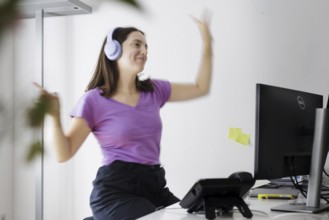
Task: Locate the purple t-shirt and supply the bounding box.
[70,80,171,166]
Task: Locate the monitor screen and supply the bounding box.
[255,84,323,180]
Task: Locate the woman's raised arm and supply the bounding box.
[169,13,213,102]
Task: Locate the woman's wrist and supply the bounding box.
[50,115,62,128]
[203,44,212,57]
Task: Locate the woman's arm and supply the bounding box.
[50,116,91,163]
[169,13,213,102]
[34,83,91,162]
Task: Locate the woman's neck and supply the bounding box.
[116,74,138,95]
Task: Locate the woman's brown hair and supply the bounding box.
[86,27,154,96]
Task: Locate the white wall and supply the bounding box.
[11,0,329,219]
[0,19,38,220]
[0,30,15,220]
[13,18,40,220]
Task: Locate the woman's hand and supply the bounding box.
[33,82,61,119]
[191,11,212,49]
[168,12,213,102]
[32,82,91,162]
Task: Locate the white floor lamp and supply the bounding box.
[18,1,92,219]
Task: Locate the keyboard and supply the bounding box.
[249,188,299,198]
[249,183,300,199]
[249,182,329,199]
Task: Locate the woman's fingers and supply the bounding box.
[33,82,49,95]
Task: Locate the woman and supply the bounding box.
[36,14,212,220]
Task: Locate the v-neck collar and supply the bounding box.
[106,92,143,108]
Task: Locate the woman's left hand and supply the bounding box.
[191,11,212,48]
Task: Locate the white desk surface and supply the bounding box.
[138,197,329,220]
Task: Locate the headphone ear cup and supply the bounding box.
[104,39,122,61]
[137,72,150,81]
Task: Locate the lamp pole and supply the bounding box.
[35,9,44,220]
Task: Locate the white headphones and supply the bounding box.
[104,28,122,61]
[137,72,149,81]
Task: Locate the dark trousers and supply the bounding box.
[90,160,180,220]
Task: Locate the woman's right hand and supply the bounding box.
[33,82,61,119]
[33,82,91,162]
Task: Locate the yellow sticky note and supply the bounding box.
[236,133,251,145]
[228,128,250,146]
[228,128,242,140]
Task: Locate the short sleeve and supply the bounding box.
[70,91,95,130]
[152,80,171,107]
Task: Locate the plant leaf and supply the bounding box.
[114,0,142,10]
[26,140,43,162]
[0,0,21,42]
[26,94,50,127]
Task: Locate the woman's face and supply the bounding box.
[118,31,148,75]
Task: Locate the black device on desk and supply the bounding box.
[180,172,255,220]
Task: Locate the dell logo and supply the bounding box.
[297,96,305,109]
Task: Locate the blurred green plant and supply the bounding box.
[25,94,50,162]
[0,0,20,42]
[117,0,142,9]
[27,94,50,128]
[0,0,142,162]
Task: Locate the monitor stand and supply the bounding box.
[271,203,329,214]
[271,108,329,214]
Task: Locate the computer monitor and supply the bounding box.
[255,84,323,180]
[255,83,329,213]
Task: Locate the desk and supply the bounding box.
[138,197,329,220]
